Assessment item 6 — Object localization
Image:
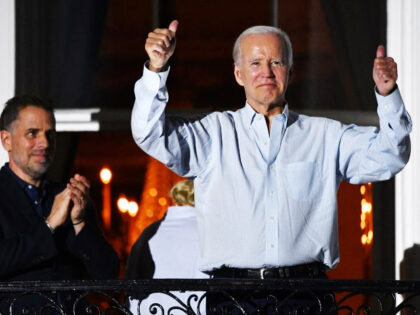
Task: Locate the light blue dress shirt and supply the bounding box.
[131,65,411,271]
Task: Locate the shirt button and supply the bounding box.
[269,190,274,195]
[384,104,390,110]
[28,185,32,189]
[270,244,274,248]
[270,216,274,220]
[34,201,38,205]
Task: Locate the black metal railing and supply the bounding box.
[0,279,420,314]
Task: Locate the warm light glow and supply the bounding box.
[100,168,112,184]
[360,183,373,246]
[362,202,372,213]
[102,179,112,230]
[146,209,154,217]
[128,201,139,217]
[117,197,129,213]
[134,157,184,252]
[361,234,367,245]
[158,197,167,206]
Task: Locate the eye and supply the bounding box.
[250,61,260,66]
[27,129,37,137]
[272,60,285,67]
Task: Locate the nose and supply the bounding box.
[262,62,274,77]
[37,132,50,149]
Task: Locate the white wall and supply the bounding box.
[388,0,420,280]
[0,0,15,165]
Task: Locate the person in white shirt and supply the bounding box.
[131,20,411,314]
[126,180,208,314]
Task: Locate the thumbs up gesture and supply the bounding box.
[373,45,398,95]
[145,20,179,72]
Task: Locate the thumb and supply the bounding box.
[169,20,178,35]
[376,45,385,58]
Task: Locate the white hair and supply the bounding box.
[233,25,293,69]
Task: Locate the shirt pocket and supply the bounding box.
[285,161,321,202]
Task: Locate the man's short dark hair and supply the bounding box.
[0,95,55,131]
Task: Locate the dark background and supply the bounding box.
[13,0,393,280]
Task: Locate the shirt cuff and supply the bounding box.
[375,85,404,115]
[141,61,170,91]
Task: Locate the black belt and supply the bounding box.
[209,262,326,279]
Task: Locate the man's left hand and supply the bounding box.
[373,45,398,96]
[68,174,90,233]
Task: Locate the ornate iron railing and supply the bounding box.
[0,279,420,314]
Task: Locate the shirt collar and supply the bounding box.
[5,163,49,197]
[242,102,290,127]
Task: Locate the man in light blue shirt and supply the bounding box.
[131,20,411,313]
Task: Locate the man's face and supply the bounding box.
[1,106,56,184]
[234,33,290,110]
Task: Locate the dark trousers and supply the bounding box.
[206,266,337,315]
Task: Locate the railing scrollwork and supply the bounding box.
[0,279,419,314]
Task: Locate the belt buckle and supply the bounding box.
[259,267,268,279]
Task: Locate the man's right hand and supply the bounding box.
[45,188,72,230]
[145,20,178,72]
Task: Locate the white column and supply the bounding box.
[0,0,15,165]
[388,0,420,280]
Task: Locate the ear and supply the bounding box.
[234,65,244,87]
[0,130,12,152]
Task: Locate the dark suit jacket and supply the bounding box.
[125,219,163,301]
[125,219,162,281]
[0,165,120,281]
[0,165,120,313]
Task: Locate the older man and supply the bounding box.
[0,95,119,313]
[131,21,411,313]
